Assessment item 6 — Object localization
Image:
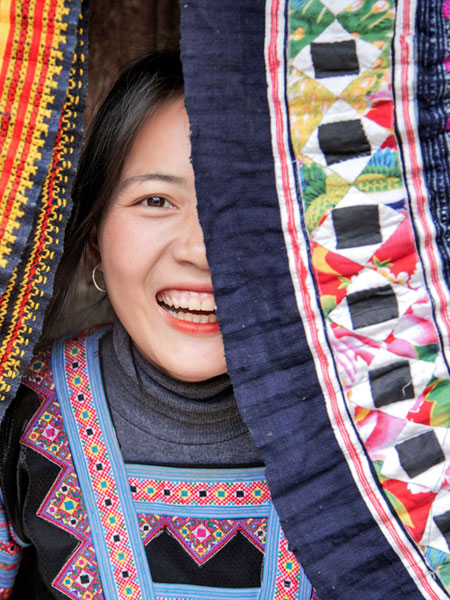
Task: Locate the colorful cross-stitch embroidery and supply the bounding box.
[23,353,104,600]
[60,335,147,600]
[19,329,316,599]
[129,475,271,506]
[0,0,87,414]
[274,534,301,600]
[287,0,450,591]
[138,514,267,565]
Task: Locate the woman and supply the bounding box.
[0,52,316,599]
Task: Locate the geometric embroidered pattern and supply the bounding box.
[22,352,104,600]
[61,335,144,600]
[0,0,87,411]
[138,514,267,565]
[274,534,301,600]
[20,331,315,599]
[130,477,270,507]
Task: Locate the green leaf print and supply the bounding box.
[289,0,335,57]
[414,343,439,363]
[302,162,326,207]
[337,0,395,46]
[427,379,450,428]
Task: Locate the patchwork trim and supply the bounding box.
[265,0,450,596]
[393,0,450,369]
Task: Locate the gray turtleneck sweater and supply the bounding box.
[99,321,262,466]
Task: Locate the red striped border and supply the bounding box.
[0,121,61,383]
[264,0,445,597]
[0,0,58,239]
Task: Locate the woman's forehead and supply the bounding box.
[120,98,191,179]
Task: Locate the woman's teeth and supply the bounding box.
[163,308,218,323]
[156,290,218,323]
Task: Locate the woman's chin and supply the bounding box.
[133,333,227,382]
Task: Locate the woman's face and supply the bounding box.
[97,98,227,381]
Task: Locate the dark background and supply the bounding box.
[87,0,180,124]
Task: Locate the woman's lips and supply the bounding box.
[156,289,220,334]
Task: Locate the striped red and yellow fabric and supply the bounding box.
[0,0,86,416]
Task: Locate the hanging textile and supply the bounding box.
[180,0,450,597]
[0,0,87,417]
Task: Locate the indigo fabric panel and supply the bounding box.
[180,2,427,597]
[416,0,450,289]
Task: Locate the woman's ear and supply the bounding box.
[88,227,102,267]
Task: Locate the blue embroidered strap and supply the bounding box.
[53,328,313,599]
[128,463,314,600]
[52,330,154,600]
[0,491,21,594]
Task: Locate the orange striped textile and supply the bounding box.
[0,0,87,415]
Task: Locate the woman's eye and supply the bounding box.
[140,195,173,209]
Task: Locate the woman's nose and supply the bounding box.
[172,207,210,270]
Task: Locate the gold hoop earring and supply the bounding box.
[92,264,107,293]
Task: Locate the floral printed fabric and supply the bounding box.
[288,0,450,591]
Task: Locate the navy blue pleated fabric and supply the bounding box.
[180,2,435,597]
[416,0,450,288]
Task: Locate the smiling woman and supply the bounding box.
[0,52,316,599]
[95,98,226,381]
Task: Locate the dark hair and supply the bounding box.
[42,51,184,341]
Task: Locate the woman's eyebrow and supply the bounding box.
[118,172,187,192]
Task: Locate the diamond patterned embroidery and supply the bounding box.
[129,476,270,507]
[288,0,450,584]
[22,356,104,600]
[274,534,301,600]
[22,335,315,599]
[138,515,267,565]
[62,336,144,600]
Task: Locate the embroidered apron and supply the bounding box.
[21,329,315,600]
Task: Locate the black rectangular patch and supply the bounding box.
[332,205,381,249]
[369,361,414,408]
[311,40,359,79]
[396,430,445,479]
[347,284,398,329]
[434,510,450,550]
[318,119,371,166]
